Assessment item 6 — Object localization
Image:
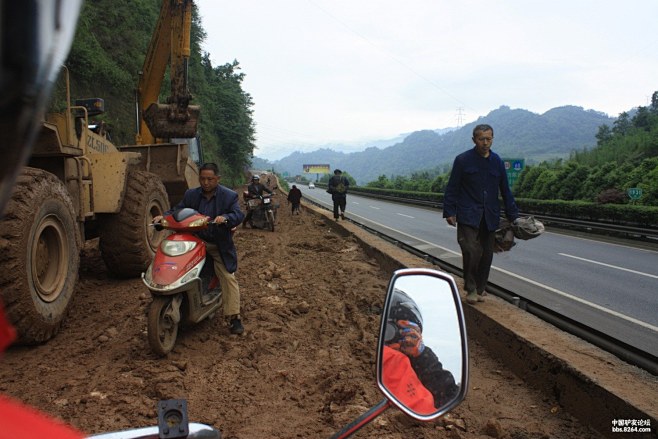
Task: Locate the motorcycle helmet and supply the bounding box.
[384,288,423,343]
[252,174,260,181]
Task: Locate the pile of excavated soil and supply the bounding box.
[0,188,600,438]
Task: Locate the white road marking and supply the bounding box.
[559,253,658,279]
[370,206,380,210]
[397,213,415,218]
[491,265,658,332]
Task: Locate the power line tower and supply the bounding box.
[456,107,465,127]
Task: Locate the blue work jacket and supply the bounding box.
[443,147,519,231]
[166,185,245,273]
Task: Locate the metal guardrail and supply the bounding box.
[303,194,658,375]
[341,188,658,244]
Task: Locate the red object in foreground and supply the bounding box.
[0,303,84,439]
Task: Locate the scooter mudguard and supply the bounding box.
[150,233,206,287]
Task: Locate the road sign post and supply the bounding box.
[503,158,525,189]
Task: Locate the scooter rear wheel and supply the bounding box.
[147,296,179,356]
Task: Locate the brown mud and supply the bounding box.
[0,185,603,438]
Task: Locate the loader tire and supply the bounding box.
[0,168,80,344]
[99,171,169,278]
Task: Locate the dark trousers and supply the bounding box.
[291,202,300,213]
[332,196,346,218]
[457,218,495,294]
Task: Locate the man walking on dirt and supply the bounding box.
[443,124,519,305]
[154,162,246,335]
[328,169,349,221]
[287,184,302,214]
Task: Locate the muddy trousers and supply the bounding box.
[205,243,241,317]
[332,196,346,219]
[457,219,495,295]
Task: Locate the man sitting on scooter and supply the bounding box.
[242,174,273,228]
[153,162,246,335]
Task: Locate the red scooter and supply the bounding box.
[143,208,225,356]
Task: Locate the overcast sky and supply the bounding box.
[195,0,658,160]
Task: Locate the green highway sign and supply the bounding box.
[627,187,642,200]
[503,158,525,188]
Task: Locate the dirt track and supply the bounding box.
[0,185,601,438]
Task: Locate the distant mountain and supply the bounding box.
[257,106,615,185]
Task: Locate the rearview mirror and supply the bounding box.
[377,268,468,419]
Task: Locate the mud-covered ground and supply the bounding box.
[0,184,601,438]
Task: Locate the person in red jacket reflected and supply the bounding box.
[382,290,459,414]
[382,343,437,414]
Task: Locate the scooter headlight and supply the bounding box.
[161,240,197,256]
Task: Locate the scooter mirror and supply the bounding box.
[377,268,468,420]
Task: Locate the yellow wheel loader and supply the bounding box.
[0,0,201,344]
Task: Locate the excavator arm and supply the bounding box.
[135,0,199,144]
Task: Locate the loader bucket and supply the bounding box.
[143,103,200,139]
[121,142,199,206]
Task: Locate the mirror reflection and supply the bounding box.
[379,272,464,416]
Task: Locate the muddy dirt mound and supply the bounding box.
[0,194,599,438]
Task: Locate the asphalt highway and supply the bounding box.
[299,185,658,358]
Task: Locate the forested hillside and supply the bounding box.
[63,0,255,184]
[270,105,614,184]
[514,93,658,205]
[361,93,658,207]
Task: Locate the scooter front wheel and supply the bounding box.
[147,296,179,356]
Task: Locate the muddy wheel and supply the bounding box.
[99,171,169,278]
[0,168,80,343]
[267,210,275,232]
[147,296,179,356]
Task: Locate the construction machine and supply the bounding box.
[0,0,202,344]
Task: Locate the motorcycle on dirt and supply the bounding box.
[142,208,225,356]
[92,268,468,438]
[243,187,278,232]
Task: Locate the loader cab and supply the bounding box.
[74,98,111,139]
[171,136,203,167]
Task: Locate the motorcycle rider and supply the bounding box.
[242,174,273,228]
[153,162,246,335]
[383,289,459,410]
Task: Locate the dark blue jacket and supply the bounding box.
[167,185,245,273]
[443,147,519,231]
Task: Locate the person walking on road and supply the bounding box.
[287,184,302,214]
[443,124,519,304]
[328,169,349,221]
